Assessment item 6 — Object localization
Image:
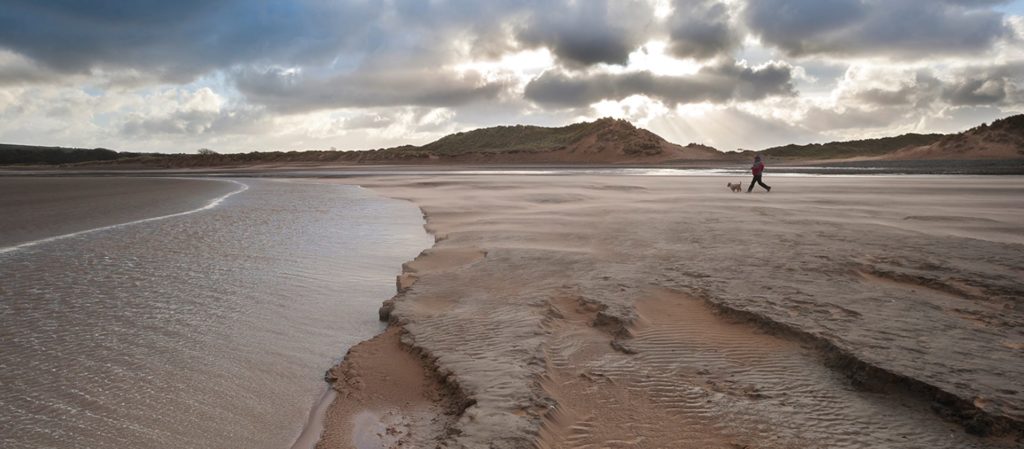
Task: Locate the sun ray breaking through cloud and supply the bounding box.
[0,0,1021,152]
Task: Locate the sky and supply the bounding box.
[0,0,1022,153]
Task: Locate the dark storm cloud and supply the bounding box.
[515,0,654,67]
[0,0,379,81]
[667,1,742,60]
[744,0,866,53]
[0,58,60,86]
[524,61,794,107]
[941,63,1024,106]
[744,0,1012,58]
[234,67,509,113]
[943,79,1008,105]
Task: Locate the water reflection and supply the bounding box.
[0,179,431,449]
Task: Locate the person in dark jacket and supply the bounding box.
[748,154,771,193]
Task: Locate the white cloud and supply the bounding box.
[0,0,1021,153]
[589,95,672,126]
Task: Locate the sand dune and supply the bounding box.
[315,174,1023,448]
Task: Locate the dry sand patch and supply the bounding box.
[312,174,1023,448]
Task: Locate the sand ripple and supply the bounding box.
[317,174,1023,448]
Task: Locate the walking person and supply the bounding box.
[748,154,771,193]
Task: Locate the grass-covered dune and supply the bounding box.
[2,114,1022,167]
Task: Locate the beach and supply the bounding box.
[4,0,1023,447]
[313,174,1024,448]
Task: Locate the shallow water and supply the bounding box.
[0,177,432,449]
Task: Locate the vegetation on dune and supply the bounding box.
[985,114,1024,133]
[0,118,660,166]
[2,114,1022,166]
[905,114,1024,158]
[416,117,642,154]
[953,114,1024,147]
[760,133,945,159]
[0,144,132,165]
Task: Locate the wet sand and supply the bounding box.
[0,177,240,247]
[313,174,1023,448]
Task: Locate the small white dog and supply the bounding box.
[727,182,743,192]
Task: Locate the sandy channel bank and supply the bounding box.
[311,174,1023,449]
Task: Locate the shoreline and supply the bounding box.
[290,388,337,449]
[308,174,1023,448]
[3,158,1024,177]
[308,194,473,449]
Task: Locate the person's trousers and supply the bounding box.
[748,174,770,192]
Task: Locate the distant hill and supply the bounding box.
[758,134,945,160]
[339,118,722,163]
[757,115,1024,161]
[2,114,1022,167]
[0,144,132,165]
[884,115,1024,160]
[422,121,606,155]
[0,118,721,167]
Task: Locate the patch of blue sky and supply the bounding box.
[996,1,1024,16]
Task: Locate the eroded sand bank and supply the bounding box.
[315,175,1023,448]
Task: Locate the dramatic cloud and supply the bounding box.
[744,0,1013,58]
[945,78,1009,105]
[515,0,655,66]
[235,67,509,113]
[524,61,795,107]
[0,0,1021,153]
[0,50,64,86]
[942,62,1024,106]
[835,63,1024,109]
[841,71,944,108]
[667,1,742,59]
[0,0,383,82]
